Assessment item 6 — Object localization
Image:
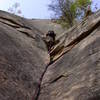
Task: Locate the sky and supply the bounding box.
[0,0,100,19]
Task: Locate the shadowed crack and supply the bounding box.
[0,17,24,27]
[49,74,68,84]
[32,62,52,100]
[0,17,36,40]
[17,31,35,39]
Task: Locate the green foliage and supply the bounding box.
[72,0,91,18]
[75,0,91,8]
[71,3,77,13]
[49,0,92,28]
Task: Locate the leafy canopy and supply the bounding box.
[49,0,92,28]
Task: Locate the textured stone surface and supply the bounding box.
[0,10,49,100]
[39,27,100,100]
[27,19,66,38]
[0,10,100,100]
[38,11,100,100]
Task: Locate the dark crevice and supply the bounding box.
[41,73,70,87]
[18,31,35,39]
[32,62,52,100]
[32,63,68,100]
[0,16,45,40]
[0,17,32,30]
[0,18,32,30]
[21,25,32,30]
[0,17,23,27]
[0,17,37,40]
[0,21,35,39]
[50,75,66,84]
[87,95,100,100]
[0,17,45,41]
[0,21,21,28]
[50,45,64,57]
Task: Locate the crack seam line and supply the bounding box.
[32,62,51,100]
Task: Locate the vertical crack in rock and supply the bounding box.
[32,62,52,100]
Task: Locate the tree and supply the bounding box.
[49,0,91,28]
[8,2,22,16]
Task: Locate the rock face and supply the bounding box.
[38,11,100,100]
[0,10,100,100]
[0,10,49,100]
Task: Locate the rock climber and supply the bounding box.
[43,30,56,52]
